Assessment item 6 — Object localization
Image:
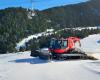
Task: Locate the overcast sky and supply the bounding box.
[0,0,89,10]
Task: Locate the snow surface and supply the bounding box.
[0,51,100,80]
[0,34,100,80]
[80,34,100,53]
[74,34,100,59]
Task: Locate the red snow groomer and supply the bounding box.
[31,37,87,60]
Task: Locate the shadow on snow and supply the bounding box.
[8,57,55,64]
[8,57,86,64]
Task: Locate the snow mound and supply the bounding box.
[80,34,100,53]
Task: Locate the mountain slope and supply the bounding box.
[0,0,100,53]
[42,0,100,27]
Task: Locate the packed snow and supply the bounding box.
[0,34,100,80]
[0,51,100,80]
[80,34,100,53]
[75,34,100,59]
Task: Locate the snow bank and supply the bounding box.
[80,34,100,53]
[74,33,100,59]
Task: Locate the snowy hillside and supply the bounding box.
[16,29,54,51]
[16,27,98,51]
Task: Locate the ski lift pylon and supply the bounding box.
[27,0,36,19]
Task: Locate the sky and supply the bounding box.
[0,0,89,10]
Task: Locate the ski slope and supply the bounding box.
[75,34,100,59]
[80,34,100,53]
[0,34,100,80]
[0,51,100,80]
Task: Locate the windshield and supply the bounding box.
[50,39,67,49]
